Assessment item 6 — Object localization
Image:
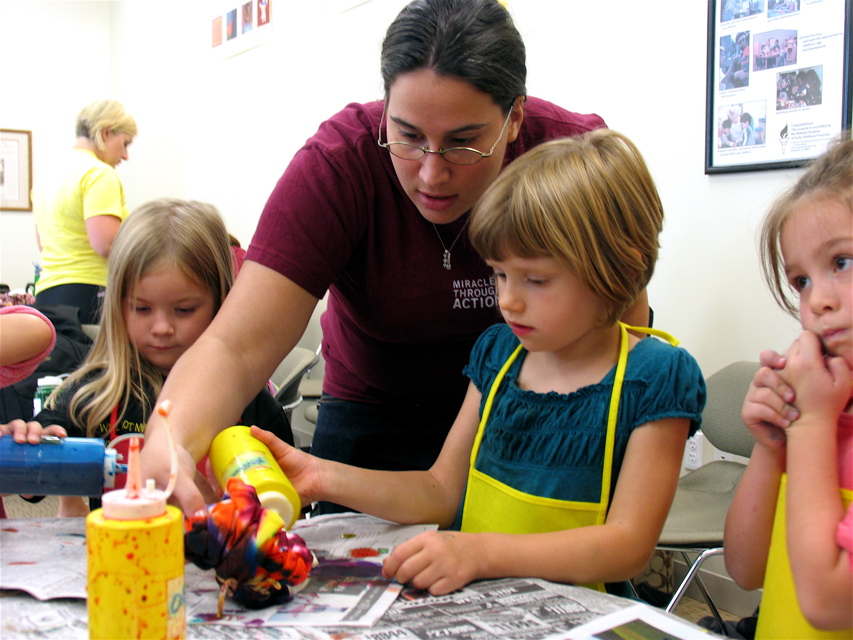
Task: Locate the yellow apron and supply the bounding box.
[461,323,678,592]
[756,475,853,640]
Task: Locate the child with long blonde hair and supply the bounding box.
[725,132,852,638]
[2,199,293,516]
[250,130,705,596]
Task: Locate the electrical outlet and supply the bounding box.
[683,431,704,470]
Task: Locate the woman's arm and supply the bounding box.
[253,382,483,526]
[382,417,689,595]
[84,214,122,257]
[140,260,318,515]
[780,333,851,629]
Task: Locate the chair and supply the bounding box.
[269,347,319,424]
[81,324,100,341]
[295,296,327,439]
[656,360,760,627]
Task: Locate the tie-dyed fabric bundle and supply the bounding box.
[184,477,313,614]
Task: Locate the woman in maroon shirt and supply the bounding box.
[142,0,645,515]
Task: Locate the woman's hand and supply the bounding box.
[251,426,324,506]
[382,530,483,596]
[140,428,209,517]
[0,420,67,444]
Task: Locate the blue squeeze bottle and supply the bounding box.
[0,435,123,497]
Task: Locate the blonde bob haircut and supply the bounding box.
[759,130,852,317]
[75,99,138,151]
[52,198,234,437]
[470,129,664,325]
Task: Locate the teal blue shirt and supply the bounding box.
[463,323,706,504]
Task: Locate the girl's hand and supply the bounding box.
[251,425,323,506]
[742,367,798,453]
[382,530,482,596]
[0,420,67,444]
[779,331,851,429]
[758,348,788,373]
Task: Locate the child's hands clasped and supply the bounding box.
[742,349,798,452]
[0,420,67,444]
[779,331,851,431]
[382,529,483,596]
[742,332,852,451]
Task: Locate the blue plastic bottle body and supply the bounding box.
[0,437,117,497]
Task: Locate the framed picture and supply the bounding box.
[705,0,851,173]
[211,0,272,60]
[0,129,33,211]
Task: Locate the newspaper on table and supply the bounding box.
[1,516,717,640]
[1,575,716,640]
[0,513,434,628]
[188,513,436,627]
[315,577,632,640]
[0,517,88,600]
[564,602,717,639]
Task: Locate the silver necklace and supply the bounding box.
[432,219,469,270]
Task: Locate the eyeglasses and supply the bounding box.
[377,103,514,166]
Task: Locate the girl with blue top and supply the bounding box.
[254,130,706,596]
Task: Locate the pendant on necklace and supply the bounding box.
[432,219,468,272]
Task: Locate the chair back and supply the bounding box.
[700,361,760,458]
[271,347,319,407]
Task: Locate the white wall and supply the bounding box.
[0,0,803,378]
[0,0,112,293]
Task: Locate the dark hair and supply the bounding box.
[380,0,526,112]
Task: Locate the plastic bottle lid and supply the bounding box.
[102,478,167,520]
[258,490,295,526]
[36,375,64,387]
[103,448,122,490]
[100,433,167,520]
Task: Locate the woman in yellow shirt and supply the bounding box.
[34,99,137,325]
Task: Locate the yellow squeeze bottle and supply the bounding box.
[209,425,301,529]
[86,431,185,639]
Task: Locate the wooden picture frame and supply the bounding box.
[0,129,33,211]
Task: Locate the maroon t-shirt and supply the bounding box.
[247,97,605,409]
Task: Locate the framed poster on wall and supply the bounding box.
[705,0,851,173]
[0,129,33,211]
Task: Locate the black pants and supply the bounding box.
[309,394,456,515]
[36,283,104,325]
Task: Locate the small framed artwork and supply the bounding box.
[705,0,851,173]
[0,129,33,211]
[211,0,273,60]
